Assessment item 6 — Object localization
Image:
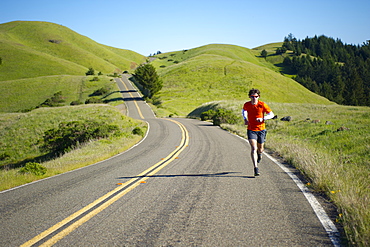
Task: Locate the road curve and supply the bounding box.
[0,75,340,246]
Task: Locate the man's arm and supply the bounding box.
[242,109,249,125]
[256,111,275,122]
[263,111,275,120]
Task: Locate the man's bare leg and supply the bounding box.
[257,142,264,163]
[249,139,265,176]
[249,139,258,167]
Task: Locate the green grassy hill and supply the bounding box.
[150,44,334,116]
[0,21,145,81]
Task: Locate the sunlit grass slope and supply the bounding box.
[151,44,333,116]
[0,75,124,112]
[0,21,145,81]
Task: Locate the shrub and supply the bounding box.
[0,152,10,161]
[200,109,216,121]
[85,97,103,104]
[19,162,47,176]
[93,124,121,138]
[200,108,239,126]
[90,77,100,82]
[40,121,121,155]
[39,91,66,107]
[91,87,109,96]
[151,96,162,106]
[86,67,95,76]
[132,127,144,136]
[70,100,83,105]
[212,109,239,126]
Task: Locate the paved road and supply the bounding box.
[0,75,339,246]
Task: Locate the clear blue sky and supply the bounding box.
[1,0,369,56]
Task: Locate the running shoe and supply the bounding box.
[254,167,260,176]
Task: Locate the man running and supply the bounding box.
[242,89,274,176]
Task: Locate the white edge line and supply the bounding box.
[235,134,341,247]
[0,121,151,194]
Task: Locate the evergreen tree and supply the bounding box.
[261,49,268,58]
[283,56,292,66]
[282,34,370,106]
[134,64,163,99]
[332,75,345,104]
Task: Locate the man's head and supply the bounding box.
[248,88,260,97]
[249,88,260,105]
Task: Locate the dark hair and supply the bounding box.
[248,88,260,96]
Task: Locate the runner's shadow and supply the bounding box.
[118,172,255,179]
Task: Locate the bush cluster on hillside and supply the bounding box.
[39,120,121,155]
[201,108,239,126]
[85,97,103,104]
[38,91,65,107]
[90,87,109,96]
[20,91,67,112]
[86,67,95,76]
[27,86,113,109]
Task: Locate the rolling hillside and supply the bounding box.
[150,44,334,116]
[0,21,145,81]
[0,21,333,115]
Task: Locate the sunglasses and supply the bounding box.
[250,95,259,98]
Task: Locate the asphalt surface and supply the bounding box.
[0,75,338,246]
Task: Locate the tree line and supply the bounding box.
[281,34,370,106]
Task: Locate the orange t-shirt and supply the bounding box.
[243,101,272,131]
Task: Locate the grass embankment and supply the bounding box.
[0,74,147,191]
[0,104,147,191]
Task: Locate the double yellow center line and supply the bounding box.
[118,77,145,119]
[21,119,189,246]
